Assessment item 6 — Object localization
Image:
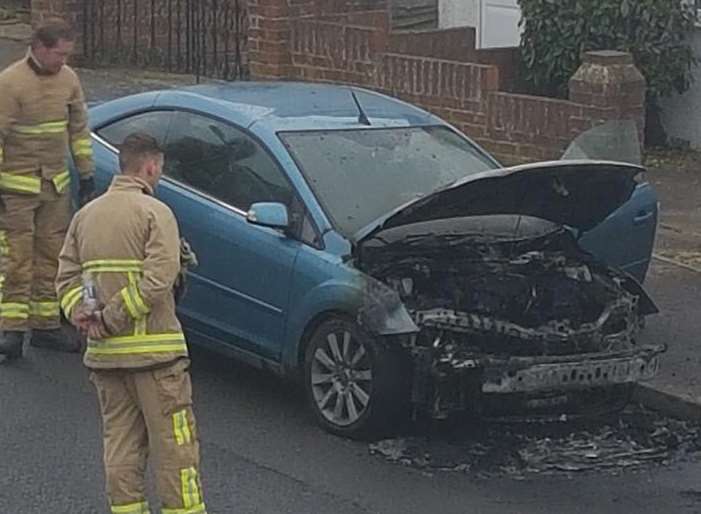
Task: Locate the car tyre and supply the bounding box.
[304,316,408,440]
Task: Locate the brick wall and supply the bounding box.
[33,0,645,163]
[250,0,646,164]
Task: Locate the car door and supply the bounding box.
[156,111,303,361]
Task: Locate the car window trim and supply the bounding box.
[93,110,325,250]
[93,108,177,140]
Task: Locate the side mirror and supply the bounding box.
[246,202,289,231]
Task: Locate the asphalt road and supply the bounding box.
[2,260,701,514]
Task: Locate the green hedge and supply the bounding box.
[518,0,697,100]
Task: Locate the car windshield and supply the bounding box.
[279,126,497,237]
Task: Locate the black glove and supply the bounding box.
[78,177,96,207]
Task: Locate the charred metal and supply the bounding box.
[356,215,665,420]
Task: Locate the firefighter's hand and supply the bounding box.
[70,306,93,337]
[180,238,198,268]
[174,238,198,304]
[86,311,111,340]
[78,177,96,207]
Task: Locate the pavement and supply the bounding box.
[633,161,701,419]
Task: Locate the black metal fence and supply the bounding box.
[82,0,248,81]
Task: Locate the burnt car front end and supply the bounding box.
[356,213,664,420]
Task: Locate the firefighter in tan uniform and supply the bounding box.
[56,134,206,514]
[0,19,95,360]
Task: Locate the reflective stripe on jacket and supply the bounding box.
[56,175,187,369]
[0,52,94,194]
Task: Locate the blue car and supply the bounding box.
[83,82,664,438]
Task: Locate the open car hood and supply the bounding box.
[354,160,642,243]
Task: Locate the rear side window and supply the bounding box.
[97,111,174,147]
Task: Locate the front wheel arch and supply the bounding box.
[302,315,410,439]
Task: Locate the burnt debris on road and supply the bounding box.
[370,405,701,477]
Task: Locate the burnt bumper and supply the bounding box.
[409,343,666,419]
[481,344,665,394]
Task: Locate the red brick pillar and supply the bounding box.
[569,50,647,147]
[247,0,294,80]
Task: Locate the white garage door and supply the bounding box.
[480,0,522,48]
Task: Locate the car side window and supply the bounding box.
[96,111,174,147]
[164,112,294,213]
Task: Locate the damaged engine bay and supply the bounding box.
[357,215,665,420]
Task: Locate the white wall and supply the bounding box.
[660,28,701,149]
[438,0,521,49]
[438,0,481,30]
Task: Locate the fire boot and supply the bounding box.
[30,324,82,353]
[0,331,24,361]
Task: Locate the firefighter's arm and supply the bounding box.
[102,209,181,333]
[56,218,85,320]
[0,77,19,166]
[67,77,95,179]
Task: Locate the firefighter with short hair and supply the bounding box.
[0,18,95,359]
[56,133,207,514]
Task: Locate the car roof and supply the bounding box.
[91,81,440,132]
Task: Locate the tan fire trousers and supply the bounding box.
[0,180,71,331]
[90,358,207,514]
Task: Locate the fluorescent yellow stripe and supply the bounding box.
[0,172,41,194]
[121,286,140,319]
[72,137,93,157]
[85,333,188,356]
[173,411,185,445]
[29,301,60,317]
[0,302,30,319]
[129,284,150,317]
[135,317,147,336]
[180,467,202,509]
[85,265,143,273]
[181,411,192,444]
[51,170,71,193]
[14,119,68,135]
[191,468,202,507]
[111,501,150,514]
[86,343,187,356]
[162,504,207,514]
[0,312,28,319]
[83,260,143,273]
[0,230,8,257]
[60,286,83,316]
[173,410,192,446]
[181,469,191,509]
[94,333,186,345]
[1,310,24,318]
[128,272,148,335]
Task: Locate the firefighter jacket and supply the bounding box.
[0,52,94,195]
[56,175,188,370]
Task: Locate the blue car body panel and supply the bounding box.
[84,82,658,376]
